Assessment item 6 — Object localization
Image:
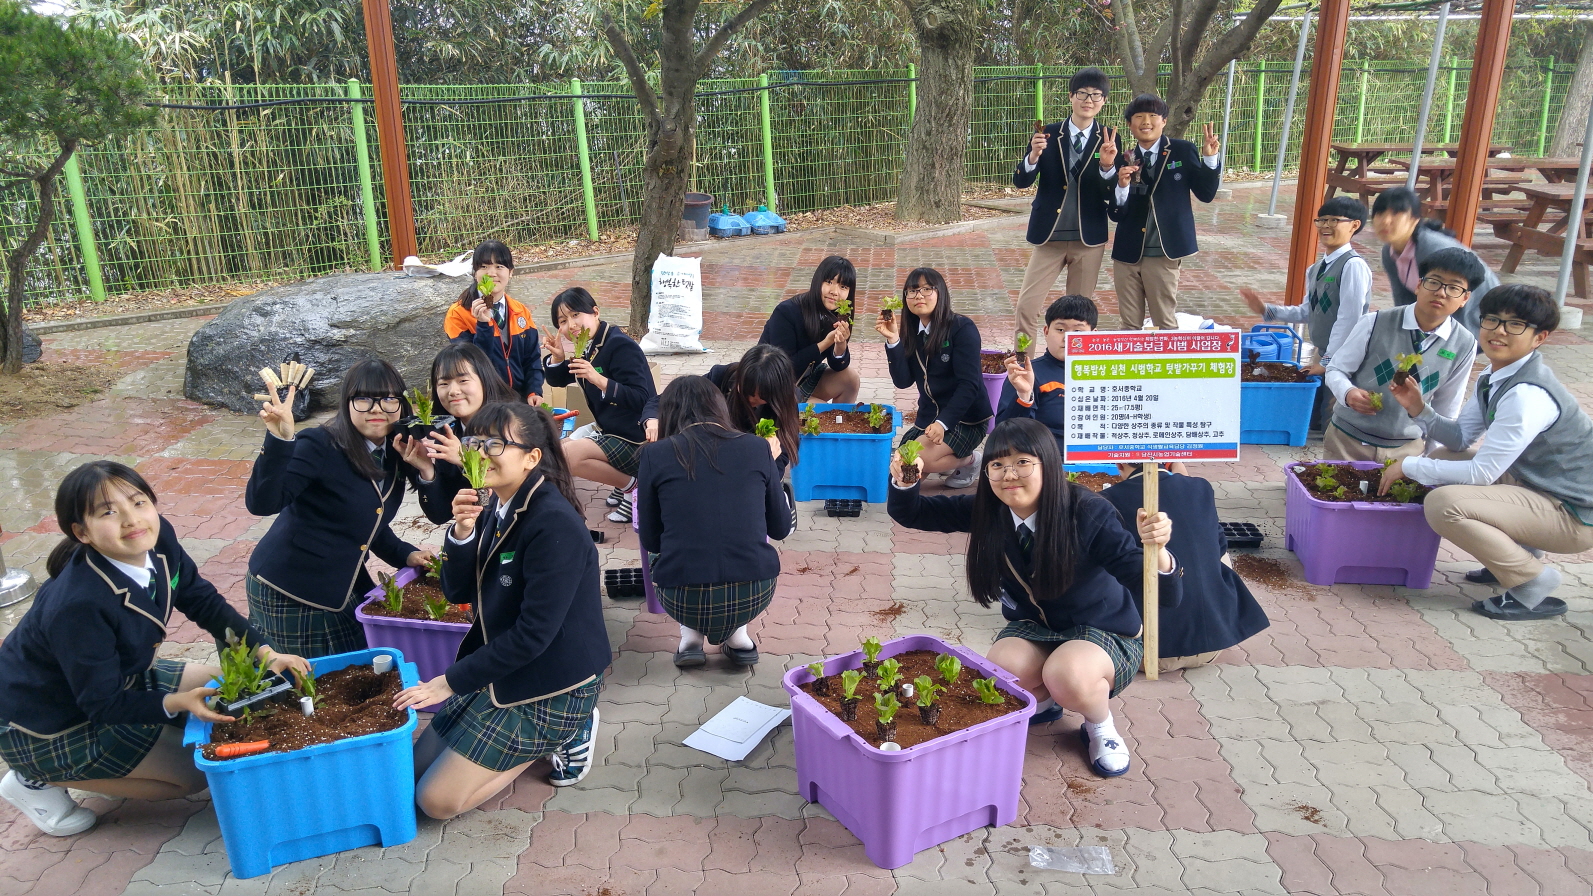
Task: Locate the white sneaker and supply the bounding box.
[944,449,983,489]
[0,770,97,836]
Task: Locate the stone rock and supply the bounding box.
[21,324,41,364]
[184,271,469,414]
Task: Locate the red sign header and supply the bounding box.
[1069,331,1240,355]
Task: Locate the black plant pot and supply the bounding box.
[399,414,457,443]
[918,704,942,726]
[813,677,830,697]
[875,719,897,742]
[841,698,859,722]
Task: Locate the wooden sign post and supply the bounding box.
[1141,460,1160,678]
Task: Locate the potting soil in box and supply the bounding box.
[184,648,420,879]
[356,567,471,711]
[790,403,902,503]
[782,634,1034,869]
[1283,461,1441,588]
[1240,363,1320,447]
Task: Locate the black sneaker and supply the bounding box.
[604,487,627,507]
[1464,567,1499,584]
[549,709,600,787]
[1472,593,1568,621]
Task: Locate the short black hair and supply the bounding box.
[1419,247,1489,291]
[1371,186,1422,219]
[1317,196,1368,228]
[1045,295,1098,329]
[1068,67,1109,96]
[1480,283,1559,332]
[1124,94,1169,121]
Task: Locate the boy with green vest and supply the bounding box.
[1323,247,1481,463]
[1382,285,1593,620]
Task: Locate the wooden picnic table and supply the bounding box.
[1379,156,1583,218]
[1326,142,1511,199]
[1486,182,1593,297]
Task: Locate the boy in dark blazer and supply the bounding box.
[1011,68,1118,347]
[997,294,1098,453]
[1107,94,1224,330]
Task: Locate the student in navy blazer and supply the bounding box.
[0,462,308,836]
[758,255,861,403]
[246,360,435,659]
[404,344,519,525]
[997,295,1099,453]
[395,403,609,815]
[1106,94,1224,330]
[705,343,803,476]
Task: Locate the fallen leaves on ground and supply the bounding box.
[0,361,121,419]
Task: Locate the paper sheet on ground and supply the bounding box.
[684,697,790,761]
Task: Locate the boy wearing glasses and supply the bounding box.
[1323,247,1481,463]
[1380,285,1593,620]
[1011,68,1118,347]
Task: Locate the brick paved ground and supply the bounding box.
[3,182,1592,895]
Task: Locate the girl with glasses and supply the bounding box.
[399,344,519,525]
[245,359,437,657]
[887,419,1180,778]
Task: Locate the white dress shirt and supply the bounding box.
[1403,352,1561,486]
[107,554,156,591]
[1260,243,1372,363]
[885,319,930,351]
[1324,305,1469,426]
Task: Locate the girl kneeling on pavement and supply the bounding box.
[0,462,308,835]
[887,419,1180,778]
[395,403,609,817]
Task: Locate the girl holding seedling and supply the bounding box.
[400,343,518,525]
[442,240,544,403]
[637,377,793,668]
[543,287,660,524]
[247,359,437,657]
[706,344,802,473]
[759,254,861,403]
[0,462,309,835]
[887,418,1180,777]
[394,403,609,814]
[875,267,993,489]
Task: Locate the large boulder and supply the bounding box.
[21,324,41,364]
[184,271,469,414]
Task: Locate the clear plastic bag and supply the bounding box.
[1028,845,1115,874]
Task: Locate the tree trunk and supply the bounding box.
[897,0,982,223]
[2,142,74,375]
[1551,24,1593,159]
[625,101,694,338]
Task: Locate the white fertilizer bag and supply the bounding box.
[640,254,706,354]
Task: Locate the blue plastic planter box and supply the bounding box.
[1240,366,1320,447]
[790,403,903,503]
[184,648,420,879]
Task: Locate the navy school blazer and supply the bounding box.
[0,518,267,736]
[246,427,419,614]
[996,350,1068,452]
[543,321,660,444]
[884,314,993,431]
[758,297,853,385]
[1106,137,1222,264]
[1011,120,1114,246]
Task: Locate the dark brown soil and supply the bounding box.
[800,649,1021,749]
[808,406,891,434]
[1069,472,1123,493]
[1234,555,1293,590]
[1242,361,1313,383]
[360,580,471,624]
[1293,462,1430,505]
[0,363,122,419]
[981,352,1014,374]
[203,664,406,760]
[871,601,908,623]
[1293,803,1326,826]
[899,465,922,485]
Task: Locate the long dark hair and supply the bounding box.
[657,376,738,479]
[430,343,515,421]
[468,402,580,511]
[47,461,158,578]
[966,419,1079,608]
[794,255,855,344]
[324,358,409,481]
[900,267,956,362]
[722,344,800,467]
[457,239,514,310]
[1372,186,1455,238]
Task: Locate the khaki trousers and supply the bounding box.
[1424,484,1593,590]
[1158,651,1222,674]
[1014,240,1106,344]
[1322,425,1428,464]
[1113,255,1181,330]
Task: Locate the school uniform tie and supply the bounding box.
[1015,522,1035,560]
[1477,373,1492,409]
[1138,148,1152,173]
[1071,131,1084,167]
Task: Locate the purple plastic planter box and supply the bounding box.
[781,634,1035,869]
[629,495,667,615]
[790,403,903,503]
[1284,461,1441,588]
[980,350,1007,433]
[183,648,419,879]
[355,567,470,711]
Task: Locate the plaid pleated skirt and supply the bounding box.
[246,574,367,659]
[593,432,644,477]
[0,659,185,782]
[429,676,603,772]
[901,421,987,460]
[650,562,777,645]
[996,619,1143,698]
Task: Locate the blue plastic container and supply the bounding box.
[1240,365,1320,447]
[744,205,787,234]
[184,648,420,879]
[791,403,903,503]
[1240,332,1281,362]
[709,205,750,238]
[551,406,577,438]
[1248,323,1300,363]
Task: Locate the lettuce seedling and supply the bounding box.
[898,440,922,465]
[292,665,320,708]
[1367,392,1384,411]
[1389,479,1424,504]
[477,275,495,298]
[406,387,435,426]
[873,691,900,724]
[867,403,886,430]
[834,298,852,319]
[378,572,403,613]
[973,676,1006,705]
[840,669,864,701]
[755,418,777,438]
[1015,333,1032,355]
[572,327,593,359]
[875,657,902,690]
[459,445,490,490]
[912,675,944,707]
[861,636,883,665]
[935,653,962,685]
[424,553,444,581]
[880,295,902,322]
[800,407,822,436]
[424,593,451,620]
[215,631,273,708]
[1392,352,1423,386]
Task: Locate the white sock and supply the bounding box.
[678,627,704,652]
[1085,713,1130,774]
[624,477,637,492]
[1034,698,1058,714]
[1084,712,1119,741]
[725,625,755,650]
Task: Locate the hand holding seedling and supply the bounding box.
[258,382,298,441]
[423,423,463,466]
[1388,373,1425,418]
[1004,354,1034,401]
[258,646,311,680]
[873,307,901,344]
[470,275,497,324]
[394,674,454,712]
[406,548,438,570]
[450,488,484,540]
[891,440,925,487]
[393,433,435,480]
[567,358,607,392]
[165,685,234,724]
[755,418,781,459]
[1344,387,1381,415]
[831,318,852,354]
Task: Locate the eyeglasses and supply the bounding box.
[985,459,1040,480]
[1479,315,1537,335]
[350,396,403,413]
[1071,90,1106,102]
[1418,277,1470,299]
[906,286,938,297]
[461,436,535,457]
[1313,217,1355,227]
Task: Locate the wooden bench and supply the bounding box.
[1494,222,1593,297]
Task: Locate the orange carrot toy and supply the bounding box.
[214,740,270,758]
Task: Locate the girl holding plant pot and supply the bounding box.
[394,403,609,815]
[247,359,437,657]
[442,240,544,403]
[887,418,1181,778]
[543,287,660,524]
[875,267,993,489]
[0,462,309,836]
[402,343,519,525]
[758,254,861,403]
[637,377,793,668]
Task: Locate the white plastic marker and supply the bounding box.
[300,697,315,717]
[372,654,394,675]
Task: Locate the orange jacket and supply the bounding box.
[443,295,543,397]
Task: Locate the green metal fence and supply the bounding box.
[1,58,1580,308]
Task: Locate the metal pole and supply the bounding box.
[1035,63,1045,121]
[1354,62,1369,143]
[1266,8,1313,217]
[61,153,105,302]
[571,79,599,241]
[347,80,382,272]
[1219,58,1237,185]
[908,63,917,126]
[1407,2,1450,189]
[1553,94,1593,307]
[1444,65,1459,144]
[759,73,778,210]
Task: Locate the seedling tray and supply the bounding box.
[604,567,647,599]
[217,671,294,715]
[1219,521,1264,549]
[825,499,863,518]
